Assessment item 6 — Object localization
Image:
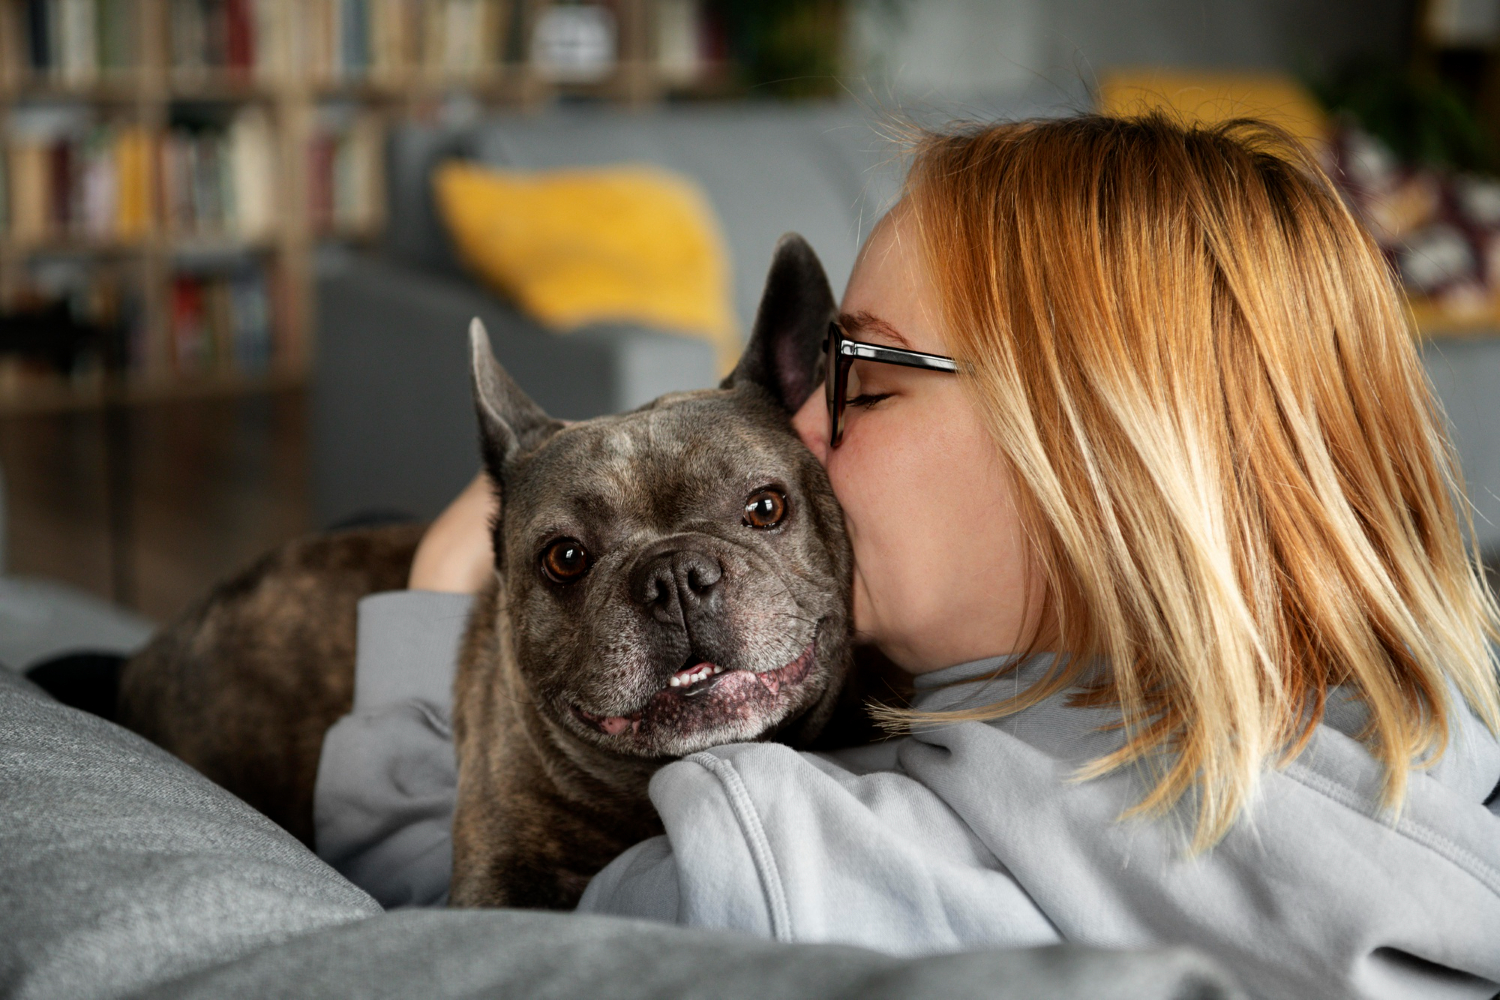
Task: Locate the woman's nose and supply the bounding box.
[791,385,830,465]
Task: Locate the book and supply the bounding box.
[9,142,50,241]
[170,273,207,373]
[26,0,51,73]
[78,127,116,238]
[229,268,271,372]
[98,0,136,74]
[161,106,275,238]
[115,125,152,237]
[225,0,253,73]
[308,104,381,234]
[168,267,274,375]
[170,0,265,74]
[59,0,97,84]
[227,106,273,238]
[48,138,72,231]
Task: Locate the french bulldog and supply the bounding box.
[118,234,856,909]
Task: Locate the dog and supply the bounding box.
[119,234,856,908]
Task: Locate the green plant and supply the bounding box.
[706,0,844,99]
[1311,56,1496,173]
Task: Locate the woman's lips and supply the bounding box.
[571,642,817,737]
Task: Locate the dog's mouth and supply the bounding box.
[570,642,818,740]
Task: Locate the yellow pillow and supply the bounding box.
[1095,71,1329,148]
[434,161,738,372]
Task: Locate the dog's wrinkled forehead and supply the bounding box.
[506,390,800,537]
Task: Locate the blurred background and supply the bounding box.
[4,0,1500,664]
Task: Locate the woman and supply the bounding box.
[390,114,1500,997]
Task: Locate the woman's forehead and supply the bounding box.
[845,204,947,355]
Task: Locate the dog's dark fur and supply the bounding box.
[118,524,425,845]
[119,235,855,908]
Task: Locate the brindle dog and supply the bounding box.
[119,235,857,908]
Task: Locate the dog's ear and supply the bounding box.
[469,318,563,477]
[723,233,836,412]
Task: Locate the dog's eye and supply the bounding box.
[540,538,590,584]
[743,489,787,529]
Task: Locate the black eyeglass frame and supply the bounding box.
[823,320,958,447]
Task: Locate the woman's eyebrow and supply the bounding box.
[838,310,915,349]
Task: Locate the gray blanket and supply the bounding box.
[0,666,1238,999]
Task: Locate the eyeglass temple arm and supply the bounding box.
[837,339,959,373]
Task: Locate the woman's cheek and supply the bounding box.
[829,438,908,644]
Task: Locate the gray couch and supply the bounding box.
[0,666,1241,998]
[311,90,1085,527]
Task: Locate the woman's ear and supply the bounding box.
[469,317,565,480]
[724,233,836,413]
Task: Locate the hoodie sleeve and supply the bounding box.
[577,742,1061,956]
[314,590,471,908]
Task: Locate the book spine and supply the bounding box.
[11,142,51,241]
[343,0,370,77]
[26,0,51,74]
[250,0,276,78]
[225,0,252,72]
[228,106,272,238]
[170,0,202,70]
[203,0,227,69]
[60,0,96,84]
[171,273,205,374]
[230,268,270,373]
[49,137,72,234]
[206,274,233,371]
[307,129,334,232]
[80,127,115,238]
[193,133,220,232]
[99,0,128,73]
[114,125,151,238]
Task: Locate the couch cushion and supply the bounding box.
[0,667,378,1000]
[383,87,1087,338]
[433,161,739,368]
[0,667,1240,1000]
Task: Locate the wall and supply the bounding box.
[849,0,1411,99]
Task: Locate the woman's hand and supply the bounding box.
[408,472,497,593]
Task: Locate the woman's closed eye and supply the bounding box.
[844,362,894,409]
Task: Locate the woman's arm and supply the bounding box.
[313,475,495,904]
[407,472,496,594]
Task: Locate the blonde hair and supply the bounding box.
[895,112,1500,848]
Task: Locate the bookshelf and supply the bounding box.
[0,0,752,415]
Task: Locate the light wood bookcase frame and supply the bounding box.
[0,0,680,414]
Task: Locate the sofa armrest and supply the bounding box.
[313,253,717,527]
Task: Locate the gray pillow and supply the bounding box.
[0,668,1239,1000]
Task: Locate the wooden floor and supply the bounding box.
[0,389,309,623]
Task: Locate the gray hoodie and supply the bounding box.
[315,591,1500,1000]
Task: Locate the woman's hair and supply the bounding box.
[896,111,1500,848]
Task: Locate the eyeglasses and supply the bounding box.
[822,320,958,447]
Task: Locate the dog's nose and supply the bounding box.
[632,549,723,625]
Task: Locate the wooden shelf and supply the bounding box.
[1,80,148,101]
[1,236,153,256]
[0,368,305,416]
[165,74,282,101]
[1409,295,1500,338]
